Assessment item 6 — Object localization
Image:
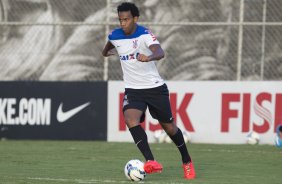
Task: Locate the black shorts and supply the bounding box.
[122,83,174,123]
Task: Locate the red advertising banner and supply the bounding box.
[108,81,281,144]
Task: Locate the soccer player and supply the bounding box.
[102,2,196,179]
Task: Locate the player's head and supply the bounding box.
[117,2,139,35]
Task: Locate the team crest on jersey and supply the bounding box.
[133,40,138,49]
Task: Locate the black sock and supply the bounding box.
[129,125,154,161]
[169,128,191,164]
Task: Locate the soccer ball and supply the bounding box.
[165,135,173,143]
[275,124,282,148]
[154,130,192,143]
[246,131,260,145]
[182,131,192,143]
[124,159,146,181]
[274,135,282,148]
[154,130,167,143]
[154,130,172,143]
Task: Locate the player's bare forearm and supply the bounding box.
[102,41,115,57]
[137,44,165,62]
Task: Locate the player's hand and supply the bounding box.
[137,54,150,62]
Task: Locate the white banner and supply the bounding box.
[108,81,282,144]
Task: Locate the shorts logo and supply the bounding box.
[133,39,138,49]
[123,95,129,107]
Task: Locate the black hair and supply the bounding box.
[117,2,140,17]
[279,125,282,132]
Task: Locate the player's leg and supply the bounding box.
[160,122,195,179]
[146,84,192,164]
[122,89,156,162]
[123,87,164,174]
[124,108,163,174]
[147,84,196,179]
[124,108,154,161]
[160,122,191,163]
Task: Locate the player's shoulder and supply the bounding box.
[108,28,124,40]
[137,25,157,38]
[137,25,150,34]
[138,25,157,41]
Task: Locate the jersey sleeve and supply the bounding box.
[108,30,113,41]
[143,30,160,47]
[108,30,116,46]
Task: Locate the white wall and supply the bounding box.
[108,81,282,144]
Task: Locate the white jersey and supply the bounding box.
[108,24,164,89]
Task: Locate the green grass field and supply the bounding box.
[0,140,281,184]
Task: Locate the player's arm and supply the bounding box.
[102,41,116,57]
[137,44,165,62]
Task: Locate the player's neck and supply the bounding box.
[125,24,138,36]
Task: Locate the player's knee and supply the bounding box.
[125,117,140,128]
[161,123,177,136]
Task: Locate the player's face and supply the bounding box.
[118,11,138,35]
